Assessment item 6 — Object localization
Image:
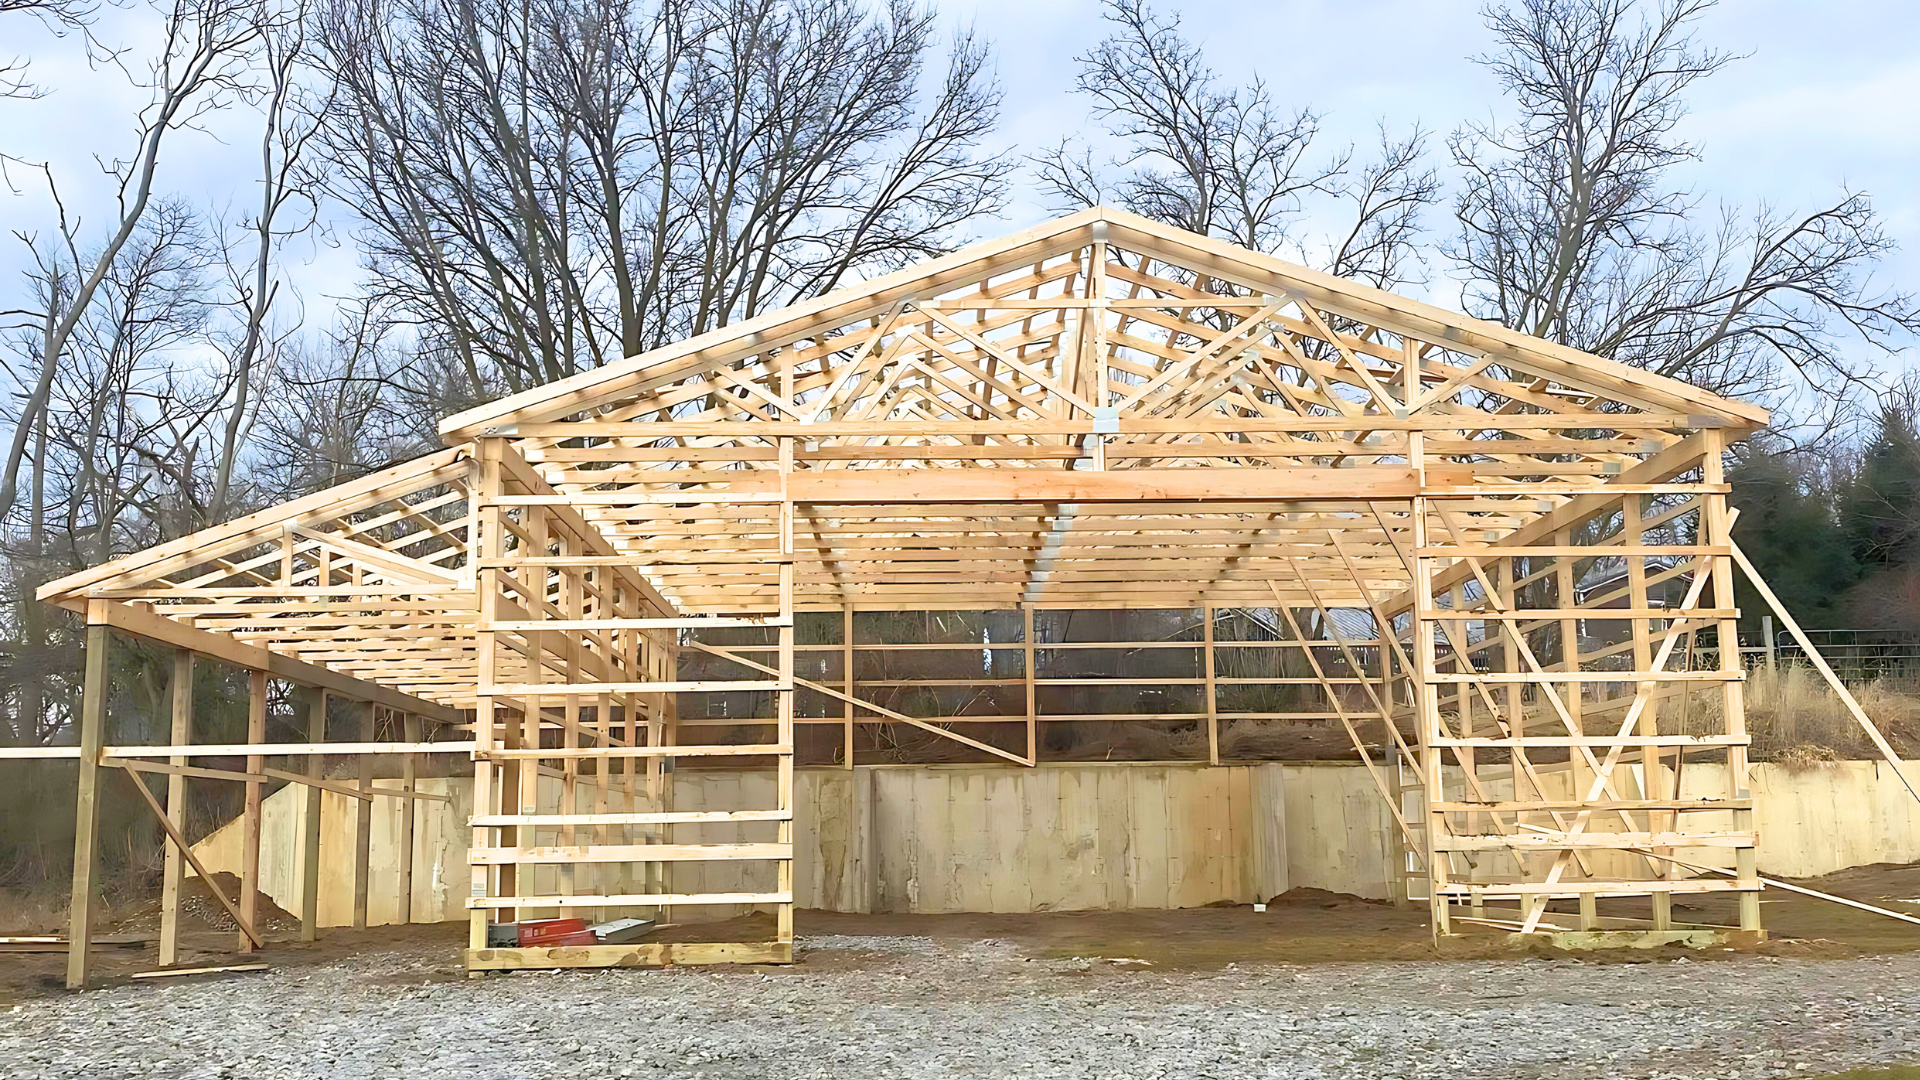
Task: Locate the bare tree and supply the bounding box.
[1,0,102,100]
[251,304,435,497]
[1032,0,1438,290]
[1450,0,1919,434]
[309,0,1012,398]
[206,0,325,520]
[0,0,267,527]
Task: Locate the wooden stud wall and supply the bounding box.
[464,438,796,971]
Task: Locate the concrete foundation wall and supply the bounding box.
[190,760,1920,927]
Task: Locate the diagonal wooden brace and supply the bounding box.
[683,639,1033,766]
[114,764,264,951]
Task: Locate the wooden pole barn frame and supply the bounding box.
[36,205,1853,985]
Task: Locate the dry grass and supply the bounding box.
[1658,663,1920,764]
[1737,663,1920,764]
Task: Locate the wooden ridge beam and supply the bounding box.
[784,468,1417,504]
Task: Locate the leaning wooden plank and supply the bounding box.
[131,962,270,980]
[466,942,792,970]
[115,767,264,949]
[1605,844,1920,930]
[1730,540,1920,808]
[1754,877,1920,928]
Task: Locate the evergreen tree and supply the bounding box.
[1841,404,1920,568]
[1730,450,1859,630]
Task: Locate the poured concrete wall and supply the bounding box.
[190,760,1920,927]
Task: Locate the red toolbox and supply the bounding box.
[517,918,590,946]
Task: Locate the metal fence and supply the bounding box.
[1731,621,1920,681]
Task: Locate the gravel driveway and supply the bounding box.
[5,934,1919,1079]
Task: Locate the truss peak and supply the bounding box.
[438,206,1767,442]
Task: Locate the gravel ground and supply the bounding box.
[5,935,1920,1079]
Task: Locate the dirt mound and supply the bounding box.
[114,872,299,935]
[1264,886,1388,909]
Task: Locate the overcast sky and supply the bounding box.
[4,0,1917,386]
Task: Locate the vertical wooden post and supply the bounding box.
[633,565,654,917]
[594,686,613,923]
[843,602,855,769]
[1408,435,1451,941]
[520,506,548,921]
[559,531,583,905]
[300,686,326,942]
[397,713,419,926]
[1448,579,1472,868]
[1703,432,1762,933]
[158,648,193,967]
[1552,526,1598,931]
[1762,615,1776,679]
[776,432,796,946]
[472,440,504,959]
[1379,622,1407,909]
[1385,740,1408,907]
[65,619,111,990]
[240,668,267,952]
[1022,604,1037,765]
[353,701,374,931]
[1623,495,1673,930]
[1204,604,1218,765]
